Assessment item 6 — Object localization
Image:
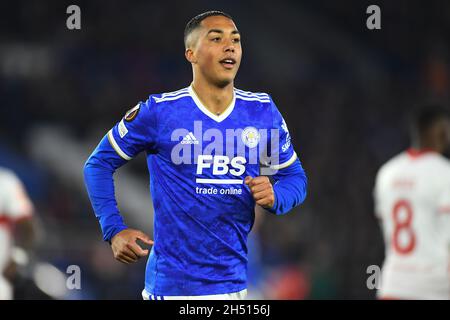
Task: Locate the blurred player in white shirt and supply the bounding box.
[0,167,35,300]
[374,105,450,300]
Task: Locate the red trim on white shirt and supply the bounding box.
[438,206,450,214]
[0,214,32,226]
[0,216,12,225]
[0,216,13,233]
[378,295,403,300]
[406,148,436,159]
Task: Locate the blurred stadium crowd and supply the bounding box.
[1,0,449,299]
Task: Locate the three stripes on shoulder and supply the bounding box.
[152,87,271,103]
[234,89,270,103]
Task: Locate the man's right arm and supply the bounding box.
[83,135,129,242]
[84,138,154,264]
[83,98,158,263]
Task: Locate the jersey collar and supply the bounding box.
[406,148,437,158]
[188,85,236,123]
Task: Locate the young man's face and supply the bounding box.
[186,15,242,87]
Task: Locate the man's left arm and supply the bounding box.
[270,157,307,214]
[245,158,307,215]
[246,96,307,215]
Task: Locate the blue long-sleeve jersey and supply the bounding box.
[84,85,307,296]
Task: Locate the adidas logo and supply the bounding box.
[181,132,199,144]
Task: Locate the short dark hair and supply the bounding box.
[184,11,234,48]
[411,104,450,137]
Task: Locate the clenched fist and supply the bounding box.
[111,229,154,264]
[245,176,275,209]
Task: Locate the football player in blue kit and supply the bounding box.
[84,11,307,300]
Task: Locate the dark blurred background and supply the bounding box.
[1,0,449,299]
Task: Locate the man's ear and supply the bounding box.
[185,48,197,64]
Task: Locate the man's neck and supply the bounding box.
[412,141,441,154]
[191,78,234,116]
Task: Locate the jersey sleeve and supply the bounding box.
[107,96,158,160]
[266,97,297,171]
[0,170,33,220]
[436,181,450,245]
[373,169,382,219]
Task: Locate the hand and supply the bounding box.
[2,260,18,282]
[245,176,275,209]
[111,229,153,264]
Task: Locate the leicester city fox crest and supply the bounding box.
[241,126,260,148]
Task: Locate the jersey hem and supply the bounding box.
[143,284,248,297]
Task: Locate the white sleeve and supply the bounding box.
[0,170,33,220]
[436,182,450,245]
[373,169,382,220]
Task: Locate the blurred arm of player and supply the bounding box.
[245,158,307,214]
[2,170,37,281]
[436,184,450,260]
[3,218,37,281]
